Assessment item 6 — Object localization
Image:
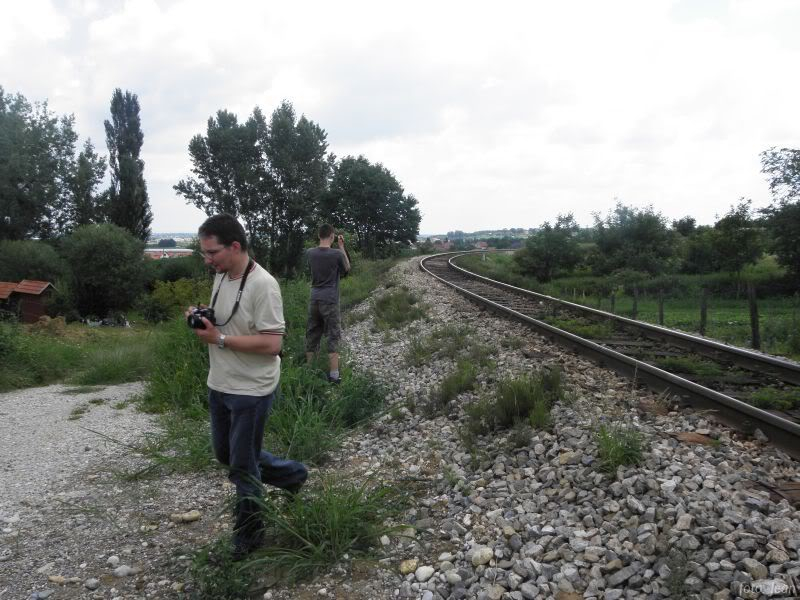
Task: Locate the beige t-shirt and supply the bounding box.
[206,262,285,396]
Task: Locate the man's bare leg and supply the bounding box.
[328,353,339,374]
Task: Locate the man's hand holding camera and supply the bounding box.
[185,305,223,346]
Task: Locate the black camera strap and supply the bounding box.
[209,258,254,327]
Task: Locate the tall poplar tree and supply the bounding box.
[104,89,152,240]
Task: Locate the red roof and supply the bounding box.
[0,280,55,298]
[0,282,16,300]
[15,280,54,295]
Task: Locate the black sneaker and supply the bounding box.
[231,531,264,561]
[327,375,341,385]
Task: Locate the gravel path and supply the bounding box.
[2,257,799,600]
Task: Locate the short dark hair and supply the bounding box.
[198,214,248,251]
[318,223,334,239]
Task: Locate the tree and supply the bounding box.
[61,224,146,316]
[710,199,762,276]
[69,139,107,230]
[761,147,800,203]
[760,147,800,282]
[104,89,152,240]
[514,214,582,282]
[0,87,78,240]
[672,216,696,237]
[589,203,676,276]
[258,102,332,276]
[176,102,331,276]
[0,239,68,282]
[321,155,420,258]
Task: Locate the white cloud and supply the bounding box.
[2,0,799,233]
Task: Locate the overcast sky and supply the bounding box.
[2,0,799,235]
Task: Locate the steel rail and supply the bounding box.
[448,252,800,386]
[420,252,800,460]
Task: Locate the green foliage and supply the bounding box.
[542,317,614,339]
[104,88,152,240]
[266,384,341,465]
[495,372,552,428]
[590,203,676,276]
[340,257,396,310]
[176,102,331,278]
[654,356,723,377]
[189,538,251,600]
[514,214,582,282]
[595,424,644,472]
[332,369,386,427]
[145,254,206,284]
[0,326,83,391]
[405,323,475,367]
[762,199,800,283]
[322,155,421,258]
[0,240,68,282]
[70,139,107,229]
[61,224,147,316]
[430,361,477,410]
[247,478,405,582]
[528,398,552,430]
[761,146,800,203]
[70,339,152,385]
[141,317,209,418]
[749,387,800,410]
[373,286,426,330]
[0,87,80,239]
[142,277,212,323]
[710,199,763,275]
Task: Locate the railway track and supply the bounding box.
[420,251,800,461]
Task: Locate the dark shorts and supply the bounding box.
[305,300,341,353]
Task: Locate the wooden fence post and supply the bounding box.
[748,283,761,350]
[632,285,639,320]
[699,287,708,336]
[658,289,664,326]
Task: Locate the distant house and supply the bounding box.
[0,280,56,323]
[473,241,489,250]
[144,248,195,260]
[433,240,453,251]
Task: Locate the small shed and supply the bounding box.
[0,280,56,323]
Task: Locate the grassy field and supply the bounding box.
[0,317,156,392]
[456,253,800,361]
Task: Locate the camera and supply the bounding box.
[187,307,215,329]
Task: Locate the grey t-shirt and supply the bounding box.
[307,247,347,304]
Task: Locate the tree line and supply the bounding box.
[514,148,800,287]
[0,87,151,241]
[175,102,420,277]
[0,86,421,318]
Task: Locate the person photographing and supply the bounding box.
[305,223,351,383]
[187,213,307,558]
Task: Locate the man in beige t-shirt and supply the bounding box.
[188,213,307,559]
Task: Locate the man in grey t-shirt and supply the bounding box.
[305,223,350,383]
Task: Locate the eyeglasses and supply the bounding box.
[200,245,228,259]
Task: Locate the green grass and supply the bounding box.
[654,356,724,377]
[0,320,156,392]
[405,324,478,367]
[495,370,562,429]
[61,385,106,395]
[749,386,800,410]
[245,478,406,582]
[372,286,427,331]
[541,316,614,339]
[429,361,477,412]
[456,253,800,361]
[595,424,645,473]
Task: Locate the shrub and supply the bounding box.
[246,478,404,582]
[495,368,563,428]
[595,424,644,472]
[331,369,386,427]
[373,286,426,330]
[430,361,476,410]
[61,224,147,316]
[0,239,68,282]
[749,387,800,410]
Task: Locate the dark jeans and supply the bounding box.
[208,388,308,544]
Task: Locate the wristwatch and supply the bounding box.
[217,334,226,349]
